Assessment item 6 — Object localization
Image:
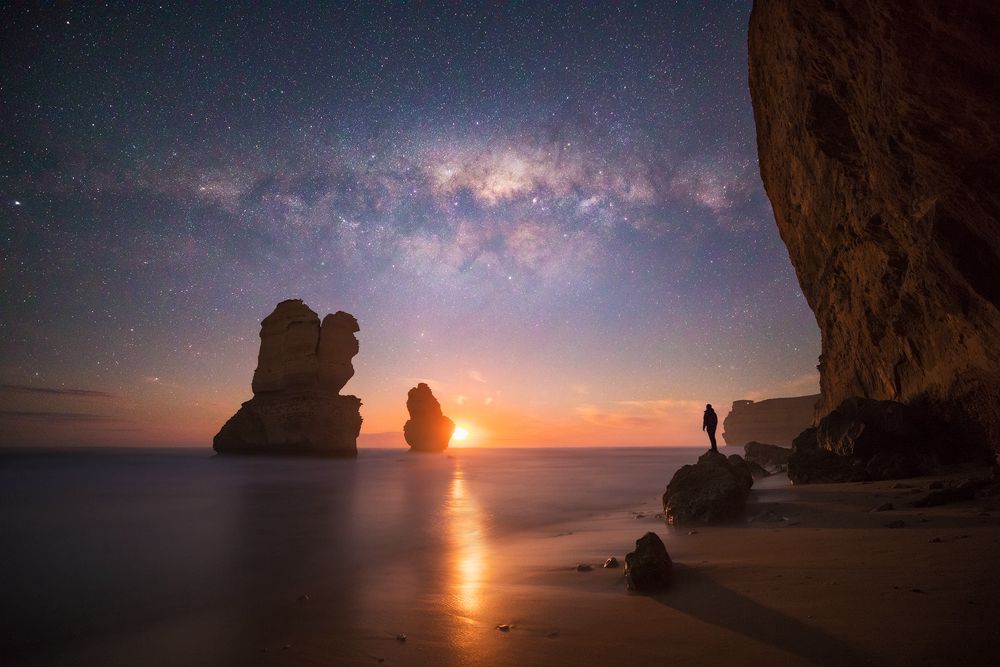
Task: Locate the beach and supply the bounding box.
[2,448,998,666]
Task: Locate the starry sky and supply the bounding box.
[0,1,819,448]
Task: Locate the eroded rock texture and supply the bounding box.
[722,394,819,447]
[214,300,362,456]
[403,383,455,452]
[749,1,1000,461]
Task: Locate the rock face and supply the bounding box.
[749,1,1000,461]
[214,300,362,456]
[403,383,455,452]
[787,397,955,483]
[722,395,819,447]
[624,532,672,593]
[662,451,754,524]
[744,441,792,473]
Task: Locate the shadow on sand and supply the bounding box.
[654,564,870,666]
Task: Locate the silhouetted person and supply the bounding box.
[703,404,719,452]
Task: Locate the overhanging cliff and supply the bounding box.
[748,0,1000,458]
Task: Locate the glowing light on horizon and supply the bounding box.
[453,426,469,442]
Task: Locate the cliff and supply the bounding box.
[749,0,1000,459]
[722,394,819,447]
[214,300,362,456]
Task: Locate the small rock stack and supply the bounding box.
[403,383,455,452]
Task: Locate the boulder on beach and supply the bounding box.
[662,451,754,524]
[624,532,672,592]
[744,441,792,473]
[214,299,363,457]
[403,383,455,452]
[788,397,954,483]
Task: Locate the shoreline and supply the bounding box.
[250,470,1000,666]
[9,460,1000,666]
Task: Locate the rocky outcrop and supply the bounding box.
[662,451,754,524]
[624,532,673,593]
[749,1,1000,462]
[744,441,792,473]
[214,300,362,456]
[787,397,956,483]
[403,383,455,452]
[722,395,819,447]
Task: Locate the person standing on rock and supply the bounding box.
[702,404,719,452]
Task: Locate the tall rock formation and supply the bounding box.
[214,300,362,456]
[403,383,455,452]
[722,394,820,447]
[749,1,1000,460]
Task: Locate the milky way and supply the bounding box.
[0,1,819,446]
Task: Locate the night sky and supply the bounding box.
[0,1,819,447]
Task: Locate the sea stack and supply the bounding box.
[403,383,455,452]
[214,299,362,456]
[749,1,1000,463]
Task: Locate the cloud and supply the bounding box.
[575,399,704,430]
[0,384,113,398]
[744,372,820,401]
[468,370,487,383]
[0,410,123,423]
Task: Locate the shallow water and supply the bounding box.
[0,446,701,663]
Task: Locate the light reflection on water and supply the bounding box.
[447,464,487,616]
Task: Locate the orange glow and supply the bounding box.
[452,426,469,441]
[447,465,486,614]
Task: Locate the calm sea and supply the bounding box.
[0,446,702,663]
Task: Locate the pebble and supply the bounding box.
[497,624,511,632]
[687,530,699,535]
[547,631,559,638]
[603,557,619,568]
[396,634,407,642]
[297,594,310,603]
[576,564,593,572]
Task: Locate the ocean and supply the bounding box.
[0,446,703,664]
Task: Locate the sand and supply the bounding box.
[42,470,1000,666]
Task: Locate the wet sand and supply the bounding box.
[10,455,1000,666]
